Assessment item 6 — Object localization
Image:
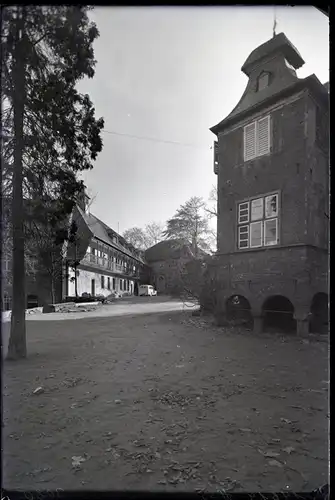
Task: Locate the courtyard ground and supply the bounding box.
[3,308,329,493]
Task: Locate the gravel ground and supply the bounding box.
[3,310,329,493]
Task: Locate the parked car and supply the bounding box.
[139,285,157,297]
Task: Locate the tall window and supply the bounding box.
[101,275,105,289]
[112,278,116,290]
[107,277,110,290]
[244,115,270,161]
[238,193,279,249]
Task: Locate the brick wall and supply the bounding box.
[210,90,328,321]
[149,258,189,295]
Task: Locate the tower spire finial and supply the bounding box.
[273,6,277,38]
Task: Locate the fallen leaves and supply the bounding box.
[268,459,283,468]
[283,446,295,455]
[71,455,86,468]
[258,449,280,458]
[33,386,44,395]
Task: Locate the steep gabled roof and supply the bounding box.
[145,239,208,263]
[210,32,314,136]
[76,206,145,263]
[211,74,329,136]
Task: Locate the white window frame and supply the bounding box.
[250,221,263,248]
[238,225,249,249]
[237,192,279,250]
[238,202,249,224]
[265,193,279,218]
[264,218,278,247]
[251,197,264,221]
[244,115,270,162]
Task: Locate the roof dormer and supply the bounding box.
[241,32,305,77]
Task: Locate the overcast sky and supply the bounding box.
[79,6,329,235]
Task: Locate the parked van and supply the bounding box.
[139,285,157,297]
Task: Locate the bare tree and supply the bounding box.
[123,222,164,250]
[123,227,147,250]
[144,221,164,247]
[205,184,218,218]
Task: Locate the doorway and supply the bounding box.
[91,279,95,296]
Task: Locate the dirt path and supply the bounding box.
[3,311,328,492]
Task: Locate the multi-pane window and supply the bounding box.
[244,115,270,161]
[237,193,279,249]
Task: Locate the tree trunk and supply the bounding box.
[74,244,78,298]
[50,277,55,304]
[7,6,27,360]
[50,254,55,304]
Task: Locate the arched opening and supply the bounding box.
[226,295,252,328]
[262,295,296,333]
[27,294,39,309]
[309,293,328,334]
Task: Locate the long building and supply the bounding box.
[2,193,147,309]
[65,195,146,298]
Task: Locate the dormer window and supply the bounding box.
[257,72,270,91]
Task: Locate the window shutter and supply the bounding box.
[257,116,270,156]
[244,122,256,161]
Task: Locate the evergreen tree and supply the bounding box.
[1,5,104,359]
[163,197,212,255]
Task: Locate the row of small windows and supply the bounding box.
[238,193,279,249]
[101,275,130,292]
[87,245,136,269]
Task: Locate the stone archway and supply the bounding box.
[309,293,328,334]
[226,294,253,328]
[262,295,296,333]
